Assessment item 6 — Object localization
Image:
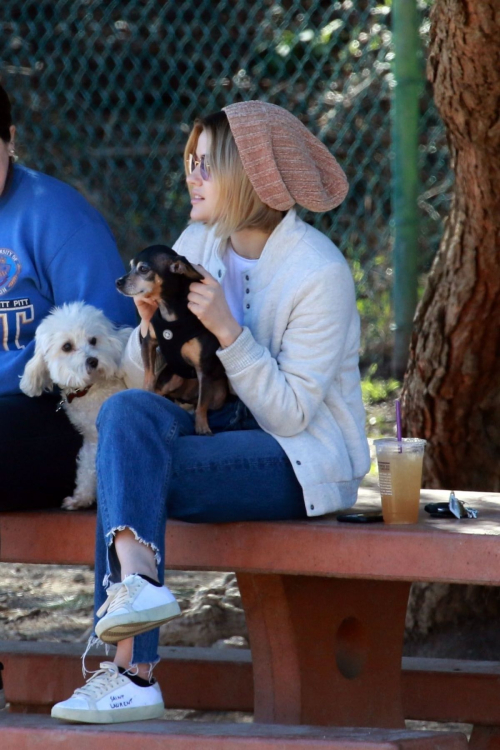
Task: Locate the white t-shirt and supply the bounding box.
[222,244,259,325]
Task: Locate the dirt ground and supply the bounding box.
[0,564,223,644]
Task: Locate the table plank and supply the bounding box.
[1,489,500,584]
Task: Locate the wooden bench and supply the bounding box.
[3,640,500,729]
[1,488,499,748]
[0,713,468,750]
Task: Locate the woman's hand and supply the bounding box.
[134,296,158,338]
[188,266,242,348]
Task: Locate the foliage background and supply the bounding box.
[1,0,451,372]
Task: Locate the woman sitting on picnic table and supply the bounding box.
[52,101,370,724]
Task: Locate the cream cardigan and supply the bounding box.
[122,209,370,516]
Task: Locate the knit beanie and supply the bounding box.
[222,101,348,213]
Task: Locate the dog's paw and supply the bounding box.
[62,495,95,511]
[194,421,213,436]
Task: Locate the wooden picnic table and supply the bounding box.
[1,488,500,746]
[229,487,500,730]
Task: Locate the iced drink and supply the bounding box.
[374,438,426,524]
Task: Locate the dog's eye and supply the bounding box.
[89,337,97,346]
[138,264,149,275]
[62,342,73,353]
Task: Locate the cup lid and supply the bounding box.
[374,437,426,452]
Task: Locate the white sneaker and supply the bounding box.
[51,661,164,723]
[95,574,180,644]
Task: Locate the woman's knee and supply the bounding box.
[97,389,174,432]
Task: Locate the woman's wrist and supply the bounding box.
[217,320,243,349]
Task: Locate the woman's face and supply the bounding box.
[186,129,220,223]
[0,126,15,195]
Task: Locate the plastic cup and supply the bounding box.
[373,438,427,524]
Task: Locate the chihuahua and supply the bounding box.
[116,245,228,435]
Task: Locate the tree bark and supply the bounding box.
[402,0,500,489]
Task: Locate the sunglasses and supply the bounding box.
[186,154,211,181]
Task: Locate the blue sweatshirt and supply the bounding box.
[0,166,136,396]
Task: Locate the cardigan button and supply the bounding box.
[245,274,249,281]
[310,504,315,510]
[218,270,222,278]
[246,288,250,294]
[246,304,250,309]
[296,460,301,465]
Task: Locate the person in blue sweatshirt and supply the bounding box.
[0,82,136,511]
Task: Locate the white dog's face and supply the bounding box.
[20,302,131,394]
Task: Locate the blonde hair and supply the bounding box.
[184,111,283,240]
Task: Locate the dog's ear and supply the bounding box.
[170,257,204,281]
[108,326,134,370]
[115,326,134,349]
[20,340,53,396]
[90,324,133,380]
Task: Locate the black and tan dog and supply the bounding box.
[116,245,228,435]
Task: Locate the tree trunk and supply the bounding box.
[402,0,500,490]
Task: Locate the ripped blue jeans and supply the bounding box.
[94,389,307,666]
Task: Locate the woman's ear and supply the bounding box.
[19,339,53,396]
[170,257,204,281]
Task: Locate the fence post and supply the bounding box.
[391,0,422,379]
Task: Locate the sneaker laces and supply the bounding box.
[74,662,123,700]
[96,577,140,619]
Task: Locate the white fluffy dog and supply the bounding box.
[20,302,132,510]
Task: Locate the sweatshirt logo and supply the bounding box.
[0,249,21,296]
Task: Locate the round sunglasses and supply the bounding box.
[186,154,211,181]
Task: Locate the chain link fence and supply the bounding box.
[1,0,451,369]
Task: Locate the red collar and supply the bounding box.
[66,384,93,403]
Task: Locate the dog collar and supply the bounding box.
[56,384,94,411]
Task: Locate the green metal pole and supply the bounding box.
[391,0,422,379]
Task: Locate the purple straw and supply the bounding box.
[395,399,402,450]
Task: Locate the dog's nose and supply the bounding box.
[86,357,98,370]
[116,276,125,289]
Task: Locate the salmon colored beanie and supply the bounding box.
[222,101,348,212]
